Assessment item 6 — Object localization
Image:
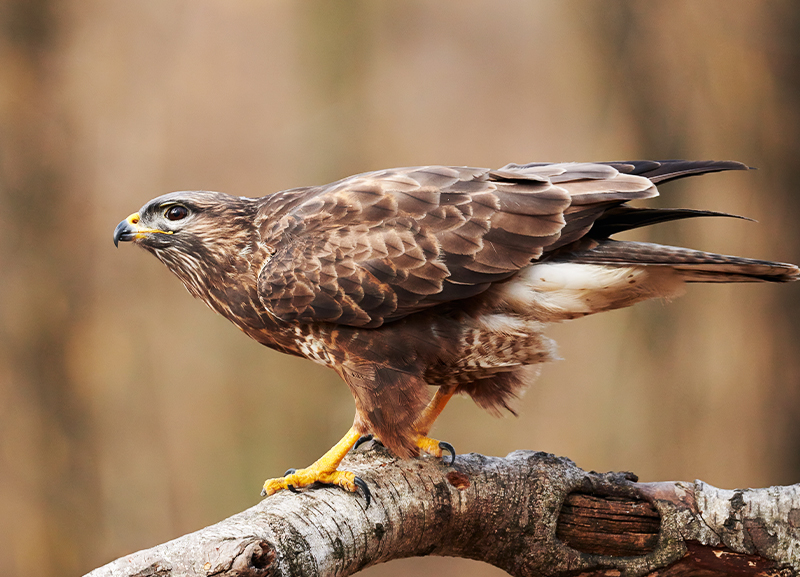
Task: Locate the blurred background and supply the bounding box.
[2,1,800,575]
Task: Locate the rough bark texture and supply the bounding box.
[85,446,800,577]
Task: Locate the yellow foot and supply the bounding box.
[261,467,371,506]
[260,425,371,506]
[416,435,456,465]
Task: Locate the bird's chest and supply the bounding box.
[290,327,336,367]
[230,311,337,368]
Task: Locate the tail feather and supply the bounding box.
[559,240,800,283]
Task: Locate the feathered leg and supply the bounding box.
[352,387,457,464]
[413,387,456,464]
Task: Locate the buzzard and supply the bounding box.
[114,160,798,505]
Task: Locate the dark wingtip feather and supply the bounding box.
[603,160,751,184]
[590,206,755,238]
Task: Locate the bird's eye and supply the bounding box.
[165,205,189,221]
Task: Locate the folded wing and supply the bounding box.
[256,162,681,327]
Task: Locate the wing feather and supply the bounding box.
[256,162,714,327]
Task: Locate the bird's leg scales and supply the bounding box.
[262,425,370,506]
[283,469,299,493]
[413,387,457,465]
[414,387,455,436]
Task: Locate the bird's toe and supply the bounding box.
[261,467,370,506]
[416,435,456,465]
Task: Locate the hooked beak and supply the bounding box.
[113,212,172,247]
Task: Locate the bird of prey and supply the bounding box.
[114,160,798,505]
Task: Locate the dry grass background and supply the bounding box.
[1,2,799,576]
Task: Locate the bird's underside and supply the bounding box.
[114,159,799,505]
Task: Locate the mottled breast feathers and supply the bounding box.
[255,162,662,328]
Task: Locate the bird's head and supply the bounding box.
[114,190,260,298]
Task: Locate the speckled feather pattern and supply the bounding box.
[126,160,799,457]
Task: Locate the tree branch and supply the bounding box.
[84,446,800,577]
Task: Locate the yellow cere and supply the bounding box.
[126,212,173,238]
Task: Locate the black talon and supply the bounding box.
[284,468,299,494]
[354,476,371,508]
[438,441,456,466]
[353,434,385,451]
[352,434,373,451]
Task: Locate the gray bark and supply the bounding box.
[84,446,800,577]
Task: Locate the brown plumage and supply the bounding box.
[114,160,799,499]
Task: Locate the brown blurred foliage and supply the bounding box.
[1,2,799,576]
